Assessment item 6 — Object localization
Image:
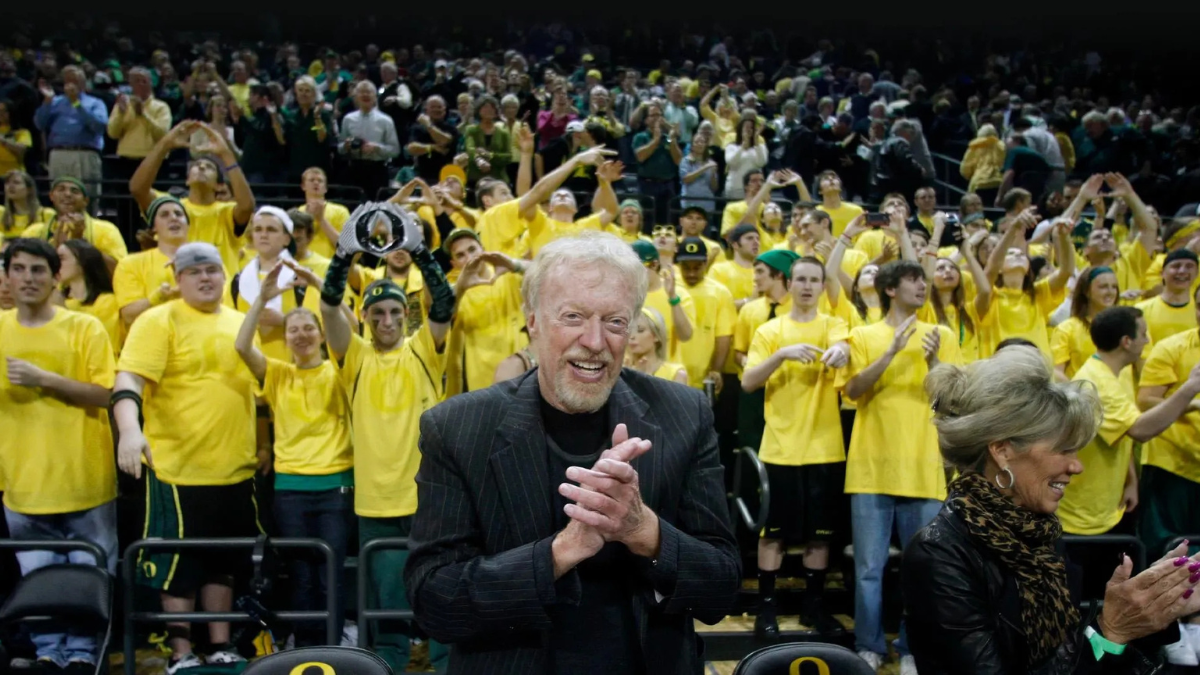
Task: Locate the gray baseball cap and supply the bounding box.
[172,242,224,275]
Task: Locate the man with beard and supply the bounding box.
[405,231,739,674]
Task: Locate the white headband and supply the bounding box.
[254,205,294,235]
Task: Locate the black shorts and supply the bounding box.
[138,472,263,596]
[761,462,845,544]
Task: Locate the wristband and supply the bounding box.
[669,296,681,306]
[110,390,145,427]
[837,236,852,246]
[223,162,240,173]
[1084,626,1126,662]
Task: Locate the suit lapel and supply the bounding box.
[491,371,555,544]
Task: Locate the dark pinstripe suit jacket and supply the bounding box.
[404,367,741,675]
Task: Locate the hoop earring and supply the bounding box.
[995,467,1015,490]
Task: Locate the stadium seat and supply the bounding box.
[0,564,114,675]
[733,642,876,675]
[242,646,393,675]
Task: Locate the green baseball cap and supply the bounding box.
[441,228,481,256]
[631,239,659,263]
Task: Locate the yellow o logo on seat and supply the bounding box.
[288,663,336,675]
[789,656,831,675]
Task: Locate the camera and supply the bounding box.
[349,138,364,152]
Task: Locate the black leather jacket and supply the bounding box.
[902,505,1172,675]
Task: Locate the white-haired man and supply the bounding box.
[340,80,400,199]
[405,231,740,674]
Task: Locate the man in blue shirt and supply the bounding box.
[34,65,107,204]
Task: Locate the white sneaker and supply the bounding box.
[1184,622,1200,661]
[900,654,919,675]
[857,650,883,671]
[1164,625,1200,666]
[206,649,246,665]
[165,653,204,674]
[341,620,359,647]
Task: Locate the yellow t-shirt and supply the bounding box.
[444,270,527,397]
[0,205,55,239]
[296,250,331,281]
[476,199,538,260]
[260,359,353,476]
[852,228,889,262]
[679,277,736,388]
[233,262,323,362]
[523,212,605,258]
[840,319,962,499]
[1109,241,1153,296]
[1059,358,1138,535]
[118,301,257,486]
[0,127,30,175]
[65,293,122,355]
[297,202,351,260]
[1138,329,1200,483]
[22,215,128,261]
[1136,296,1197,347]
[607,226,652,245]
[181,197,243,275]
[644,286,697,363]
[652,361,687,382]
[0,308,116,514]
[983,278,1065,358]
[1051,317,1095,378]
[708,260,757,306]
[341,325,445,518]
[817,202,865,238]
[733,295,792,374]
[917,297,994,364]
[746,313,850,465]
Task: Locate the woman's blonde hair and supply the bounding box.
[924,346,1101,472]
[637,307,669,361]
[977,123,997,139]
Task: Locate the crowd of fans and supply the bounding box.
[1,17,1200,675]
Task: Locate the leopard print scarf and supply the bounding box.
[947,471,1079,663]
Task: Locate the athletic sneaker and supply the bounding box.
[1163,623,1199,666]
[165,653,203,674]
[206,649,247,665]
[900,654,919,675]
[341,620,359,647]
[857,650,883,672]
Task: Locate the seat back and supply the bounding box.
[733,643,877,675]
[242,646,394,675]
[0,564,112,630]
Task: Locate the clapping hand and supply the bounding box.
[558,423,657,555]
[777,343,825,364]
[921,328,941,366]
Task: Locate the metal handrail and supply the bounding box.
[730,446,770,534]
[356,537,414,651]
[0,538,108,569]
[1062,534,1147,573]
[122,537,338,675]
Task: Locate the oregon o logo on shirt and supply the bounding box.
[788,656,831,675]
[288,663,336,675]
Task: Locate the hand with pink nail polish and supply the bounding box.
[1098,542,1200,645]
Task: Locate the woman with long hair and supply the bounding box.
[905,346,1200,674]
[724,114,768,199]
[983,212,1075,357]
[234,260,353,649]
[1051,266,1120,380]
[57,239,120,352]
[191,93,240,157]
[920,223,994,362]
[625,307,688,383]
[1,170,55,238]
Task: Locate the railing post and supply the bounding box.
[356,537,414,651]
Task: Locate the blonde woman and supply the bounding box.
[234,260,353,649]
[1,170,55,238]
[625,307,688,383]
[960,124,1005,204]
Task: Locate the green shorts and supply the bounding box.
[138,471,263,595]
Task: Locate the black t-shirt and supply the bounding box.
[538,394,644,675]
